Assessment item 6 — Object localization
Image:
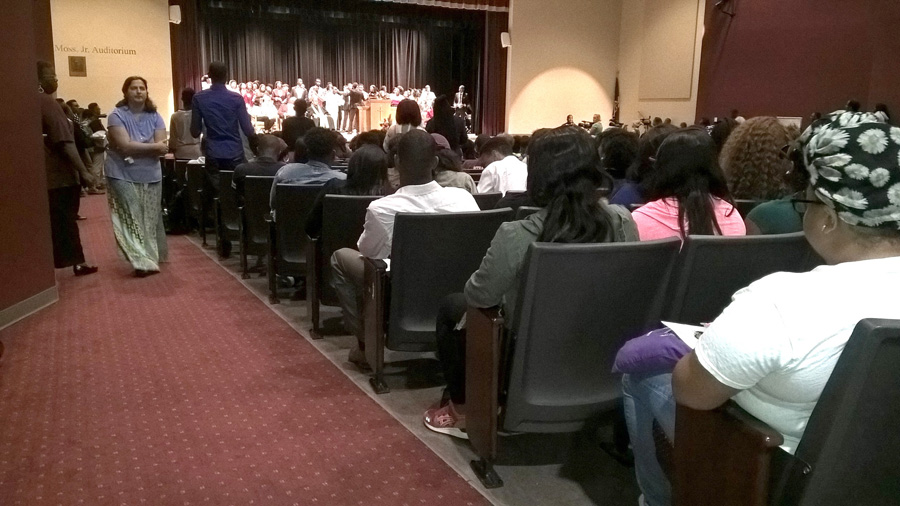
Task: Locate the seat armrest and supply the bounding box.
[720,402,784,447]
[673,401,784,506]
[466,306,504,463]
[366,258,388,271]
[306,236,319,314]
[362,257,390,373]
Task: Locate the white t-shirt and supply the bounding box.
[358,180,480,259]
[695,255,900,453]
[477,155,528,196]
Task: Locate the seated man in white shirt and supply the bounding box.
[331,129,480,368]
[476,135,528,196]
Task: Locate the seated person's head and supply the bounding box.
[395,99,423,127]
[394,129,437,185]
[302,127,336,163]
[346,144,388,194]
[333,131,350,159]
[798,111,900,264]
[353,130,384,151]
[256,134,287,161]
[596,128,639,180]
[526,126,616,243]
[512,135,531,156]
[473,134,491,156]
[433,134,462,174]
[710,117,738,153]
[719,116,795,200]
[479,135,514,166]
[642,128,732,236]
[628,124,676,184]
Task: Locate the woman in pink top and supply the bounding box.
[632,128,745,240]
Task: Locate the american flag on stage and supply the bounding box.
[612,76,620,124]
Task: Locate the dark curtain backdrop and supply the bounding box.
[170,0,508,134]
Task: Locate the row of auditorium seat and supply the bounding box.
[163,159,900,503]
[462,233,820,487]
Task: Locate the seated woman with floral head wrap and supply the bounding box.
[622,110,900,506]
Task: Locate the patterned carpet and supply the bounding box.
[0,194,489,506]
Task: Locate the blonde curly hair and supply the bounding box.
[719,116,796,200]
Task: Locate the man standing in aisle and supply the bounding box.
[191,61,258,257]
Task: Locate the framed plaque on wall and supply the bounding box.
[68,56,86,77]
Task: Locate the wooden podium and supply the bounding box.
[359,99,393,131]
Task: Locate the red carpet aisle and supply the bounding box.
[0,195,489,506]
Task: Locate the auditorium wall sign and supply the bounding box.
[54,44,138,55]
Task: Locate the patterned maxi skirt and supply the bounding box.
[106,178,169,271]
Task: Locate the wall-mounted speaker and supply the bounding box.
[500,31,511,48]
[169,5,182,24]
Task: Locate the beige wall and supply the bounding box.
[617,0,705,127]
[50,0,174,123]
[506,0,622,135]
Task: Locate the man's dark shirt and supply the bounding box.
[349,90,364,108]
[191,83,256,160]
[282,116,316,152]
[232,156,284,204]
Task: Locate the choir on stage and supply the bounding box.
[201,75,444,134]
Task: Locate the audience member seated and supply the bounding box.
[709,117,738,153]
[422,125,639,438]
[596,128,639,181]
[631,128,745,240]
[383,99,425,152]
[622,110,900,506]
[719,116,796,200]
[511,135,530,160]
[461,134,491,170]
[232,134,287,205]
[270,127,345,206]
[717,116,803,235]
[475,135,527,196]
[745,162,809,235]
[349,130,386,151]
[305,144,393,239]
[609,125,676,209]
[330,130,480,368]
[431,134,476,193]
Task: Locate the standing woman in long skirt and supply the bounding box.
[105,76,169,277]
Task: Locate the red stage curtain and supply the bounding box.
[476,11,508,135]
[169,0,204,102]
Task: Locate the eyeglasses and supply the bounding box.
[790,198,825,215]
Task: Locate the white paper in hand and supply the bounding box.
[661,321,705,350]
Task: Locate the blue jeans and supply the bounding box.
[623,372,676,506]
